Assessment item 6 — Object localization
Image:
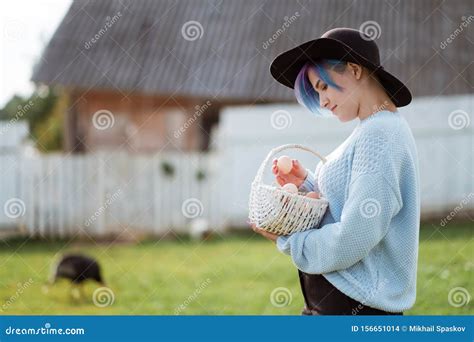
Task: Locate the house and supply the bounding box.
[32,0,472,154]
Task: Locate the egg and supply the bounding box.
[306,191,320,199]
[277,155,293,174]
[282,183,298,194]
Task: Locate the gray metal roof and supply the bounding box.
[32,0,473,101]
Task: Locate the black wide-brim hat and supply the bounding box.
[270,27,412,107]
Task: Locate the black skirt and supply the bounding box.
[298,270,403,315]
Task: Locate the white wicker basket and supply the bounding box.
[248,144,329,236]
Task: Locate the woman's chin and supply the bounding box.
[336,113,355,122]
[335,114,346,122]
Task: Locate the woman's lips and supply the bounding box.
[331,105,337,113]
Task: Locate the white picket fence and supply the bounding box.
[1,151,226,237]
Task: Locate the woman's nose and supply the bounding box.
[321,98,330,109]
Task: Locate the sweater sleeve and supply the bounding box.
[276,171,402,274]
[298,161,323,193]
[298,168,315,193]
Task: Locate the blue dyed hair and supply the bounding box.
[294,59,346,116]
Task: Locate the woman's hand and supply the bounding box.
[249,222,279,242]
[272,158,308,187]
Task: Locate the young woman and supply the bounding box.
[250,28,421,315]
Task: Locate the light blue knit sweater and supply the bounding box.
[276,110,421,313]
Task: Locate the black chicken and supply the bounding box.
[48,253,105,298]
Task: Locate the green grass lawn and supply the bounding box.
[0,222,472,315]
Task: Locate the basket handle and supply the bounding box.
[254,144,327,184]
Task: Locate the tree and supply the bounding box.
[0,86,65,152]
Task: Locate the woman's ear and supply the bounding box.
[347,62,363,80]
